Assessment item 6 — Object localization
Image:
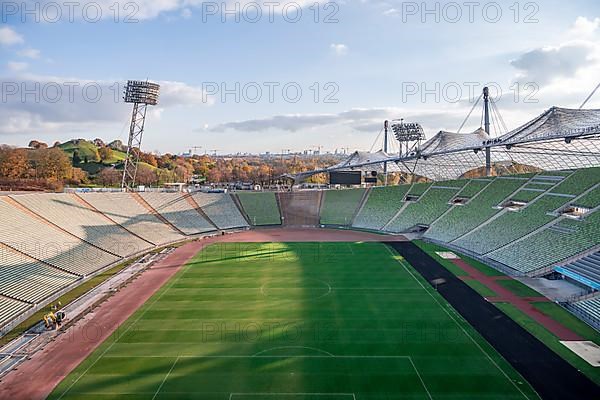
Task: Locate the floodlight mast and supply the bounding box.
[383,120,389,185]
[392,119,426,156]
[483,87,492,176]
[391,119,426,183]
[121,80,160,191]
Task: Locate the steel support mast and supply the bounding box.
[121,80,160,191]
[483,87,492,176]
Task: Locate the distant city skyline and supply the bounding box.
[2,0,600,154]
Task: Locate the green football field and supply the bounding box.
[49,242,539,399]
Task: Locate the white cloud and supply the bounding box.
[210,107,464,134]
[17,48,41,59]
[509,17,600,108]
[158,80,215,106]
[330,43,349,56]
[0,27,24,46]
[181,8,192,18]
[0,74,214,136]
[510,44,593,84]
[383,9,400,17]
[18,1,316,21]
[7,61,29,72]
[569,16,600,38]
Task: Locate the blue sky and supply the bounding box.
[1,0,600,154]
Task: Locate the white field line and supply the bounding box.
[102,355,413,359]
[384,246,532,400]
[408,357,433,400]
[151,356,180,400]
[230,394,355,400]
[56,259,197,400]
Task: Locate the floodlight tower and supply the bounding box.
[392,119,426,156]
[121,80,160,191]
[483,87,492,176]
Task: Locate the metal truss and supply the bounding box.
[121,102,148,191]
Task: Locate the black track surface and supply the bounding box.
[387,241,600,400]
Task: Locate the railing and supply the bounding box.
[562,301,600,332]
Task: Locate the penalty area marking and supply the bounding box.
[252,346,335,357]
[55,258,199,400]
[229,394,356,400]
[101,353,431,400]
[384,245,532,400]
[152,356,180,400]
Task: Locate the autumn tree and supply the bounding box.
[68,168,88,184]
[28,140,48,149]
[35,148,72,181]
[136,164,157,186]
[0,147,28,179]
[98,146,113,162]
[140,152,158,167]
[98,168,121,186]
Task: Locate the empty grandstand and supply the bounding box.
[0,246,79,304]
[139,192,215,235]
[0,197,120,277]
[455,194,572,254]
[424,176,528,243]
[320,188,365,226]
[79,192,185,245]
[557,251,600,288]
[191,192,249,230]
[386,183,464,233]
[566,296,600,331]
[0,297,30,330]
[353,185,410,230]
[12,193,152,257]
[236,192,282,226]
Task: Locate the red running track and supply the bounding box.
[0,228,405,400]
[451,258,582,341]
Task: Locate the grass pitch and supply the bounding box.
[50,242,539,399]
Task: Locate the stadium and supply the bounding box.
[3,3,600,398]
[1,89,600,399]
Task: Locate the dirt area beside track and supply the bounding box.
[0,228,405,400]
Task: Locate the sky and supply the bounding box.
[1,0,600,155]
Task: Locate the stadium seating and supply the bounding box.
[0,198,120,276]
[191,193,249,230]
[457,179,493,198]
[386,187,460,232]
[236,192,282,226]
[353,185,410,230]
[407,182,432,196]
[320,189,365,225]
[140,192,216,235]
[510,189,545,203]
[0,247,79,304]
[425,177,527,243]
[488,209,600,274]
[0,297,30,329]
[550,167,600,195]
[454,194,570,254]
[1,166,600,332]
[568,296,600,329]
[559,251,600,284]
[80,193,185,245]
[12,193,152,257]
[572,185,600,209]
